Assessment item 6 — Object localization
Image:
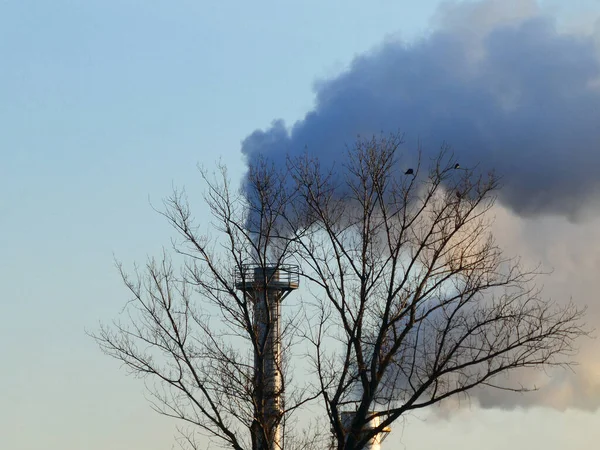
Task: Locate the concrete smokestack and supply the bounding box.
[235,264,299,450]
[339,411,391,450]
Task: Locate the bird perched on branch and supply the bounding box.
[454,163,461,169]
[405,168,414,175]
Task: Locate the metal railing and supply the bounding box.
[234,264,300,289]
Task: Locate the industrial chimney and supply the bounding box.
[338,411,391,450]
[235,264,299,450]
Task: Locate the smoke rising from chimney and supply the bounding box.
[242,0,600,220]
[239,0,600,412]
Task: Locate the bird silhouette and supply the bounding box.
[454,163,460,169]
[405,168,414,175]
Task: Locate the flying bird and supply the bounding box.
[454,163,461,169]
[405,168,414,175]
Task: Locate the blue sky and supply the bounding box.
[2,1,600,449]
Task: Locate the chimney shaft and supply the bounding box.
[236,265,299,450]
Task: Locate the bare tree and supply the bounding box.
[95,133,587,450]
[284,134,588,449]
[94,162,324,450]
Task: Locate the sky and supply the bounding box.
[2,1,600,449]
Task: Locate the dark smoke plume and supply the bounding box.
[242,0,600,220]
[239,0,600,413]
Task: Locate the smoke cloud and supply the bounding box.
[469,205,600,412]
[242,0,600,220]
[240,0,600,412]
